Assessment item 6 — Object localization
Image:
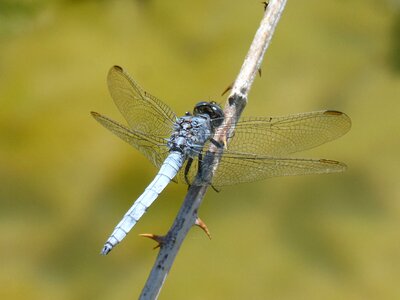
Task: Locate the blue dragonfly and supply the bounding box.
[92,66,351,255]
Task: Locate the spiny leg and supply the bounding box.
[184,157,194,188]
[210,138,224,149]
[197,152,203,174]
[211,185,220,193]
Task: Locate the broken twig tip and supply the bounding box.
[261,1,269,11]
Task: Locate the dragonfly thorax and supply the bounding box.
[167,115,213,158]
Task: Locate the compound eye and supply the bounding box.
[209,104,224,127]
[193,101,224,127]
[193,102,208,115]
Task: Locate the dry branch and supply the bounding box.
[139,1,287,299]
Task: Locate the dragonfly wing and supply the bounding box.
[91,112,169,169]
[107,65,177,137]
[175,111,351,187]
[222,110,351,156]
[210,152,347,188]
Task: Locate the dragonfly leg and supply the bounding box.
[211,185,220,193]
[197,152,220,192]
[210,138,224,148]
[197,153,203,173]
[184,157,194,187]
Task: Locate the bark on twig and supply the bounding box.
[139,1,287,299]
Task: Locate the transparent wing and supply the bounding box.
[211,153,347,188]
[176,110,351,187]
[107,65,176,137]
[91,112,169,169]
[218,110,351,156]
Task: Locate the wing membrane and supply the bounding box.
[91,112,169,169]
[107,65,176,137]
[211,152,347,187]
[220,110,351,156]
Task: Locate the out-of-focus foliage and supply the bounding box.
[390,11,400,72]
[1,0,399,299]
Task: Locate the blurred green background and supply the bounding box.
[1,0,400,299]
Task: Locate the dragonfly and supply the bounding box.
[92,65,351,255]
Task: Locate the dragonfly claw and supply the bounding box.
[195,217,212,239]
[139,233,165,249]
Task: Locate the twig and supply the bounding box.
[139,1,287,299]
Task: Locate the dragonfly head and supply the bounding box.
[193,101,224,128]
